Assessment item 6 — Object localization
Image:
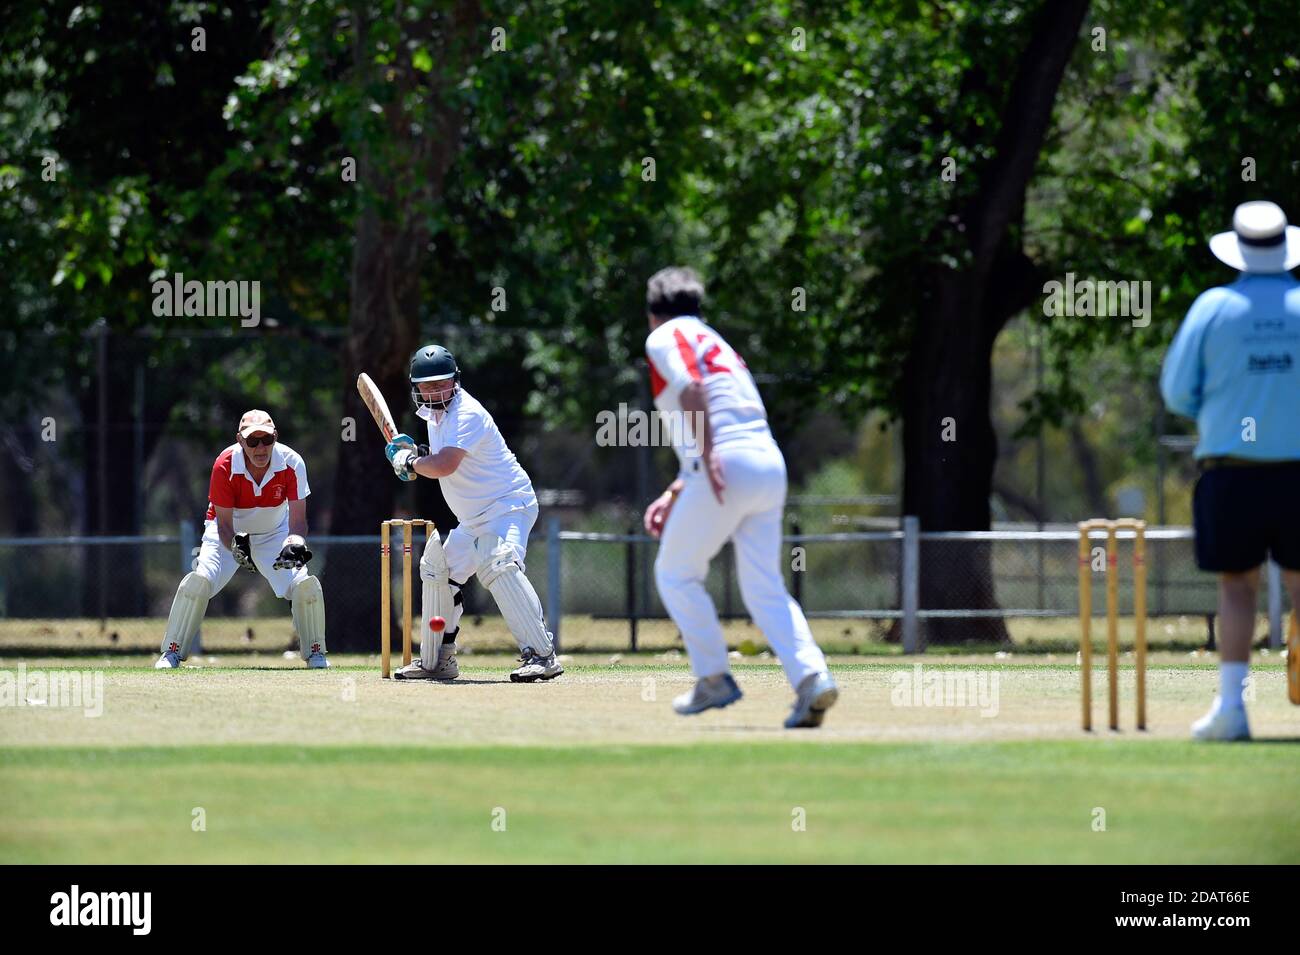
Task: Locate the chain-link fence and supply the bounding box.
[0,521,1291,653]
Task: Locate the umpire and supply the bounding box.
[1161,200,1300,740]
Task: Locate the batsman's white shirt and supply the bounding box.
[418,389,536,525]
[645,316,828,687]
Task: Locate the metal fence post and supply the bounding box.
[626,526,638,652]
[790,520,803,605]
[1267,560,1283,649]
[901,515,921,654]
[547,518,562,652]
[180,520,196,572]
[722,543,734,619]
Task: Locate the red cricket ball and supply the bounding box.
[428,616,446,632]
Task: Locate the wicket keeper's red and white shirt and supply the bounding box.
[205,443,310,534]
[645,316,771,469]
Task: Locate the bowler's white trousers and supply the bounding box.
[654,435,828,687]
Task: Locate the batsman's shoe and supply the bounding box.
[1191,696,1251,742]
[784,671,839,729]
[430,643,460,681]
[510,647,564,683]
[306,646,330,669]
[393,659,439,680]
[155,644,181,669]
[673,674,743,715]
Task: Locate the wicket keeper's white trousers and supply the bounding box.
[654,438,827,688]
[195,517,308,598]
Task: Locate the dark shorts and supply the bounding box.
[1193,461,1300,572]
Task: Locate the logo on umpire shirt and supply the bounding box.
[1247,353,1293,374]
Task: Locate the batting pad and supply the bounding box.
[418,531,456,668]
[161,572,212,660]
[478,537,552,656]
[290,575,326,659]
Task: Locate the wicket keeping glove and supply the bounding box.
[273,535,313,570]
[232,533,257,574]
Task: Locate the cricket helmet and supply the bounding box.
[410,344,461,412]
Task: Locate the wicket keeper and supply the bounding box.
[156,410,328,669]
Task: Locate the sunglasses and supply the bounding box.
[244,434,276,448]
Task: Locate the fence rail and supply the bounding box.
[0,520,1289,653]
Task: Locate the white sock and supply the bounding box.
[1219,662,1248,708]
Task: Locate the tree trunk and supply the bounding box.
[902,269,1010,644]
[1069,422,1108,516]
[325,3,481,650]
[77,329,146,618]
[77,330,201,619]
[326,218,426,649]
[898,0,1089,645]
[0,423,40,537]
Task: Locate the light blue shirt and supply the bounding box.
[1160,273,1300,459]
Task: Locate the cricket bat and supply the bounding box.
[356,372,399,443]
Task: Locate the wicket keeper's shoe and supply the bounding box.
[1191,696,1251,741]
[306,646,330,669]
[509,647,564,683]
[784,671,839,729]
[155,643,181,669]
[673,674,743,715]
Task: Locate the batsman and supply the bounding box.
[382,345,562,683]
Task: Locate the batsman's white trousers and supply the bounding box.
[429,498,551,654]
[654,437,828,687]
[441,497,536,583]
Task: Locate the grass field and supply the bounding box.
[3,642,1298,863]
[0,608,1254,655]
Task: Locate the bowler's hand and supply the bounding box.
[643,491,676,539]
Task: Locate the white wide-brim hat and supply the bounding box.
[1209,200,1300,272]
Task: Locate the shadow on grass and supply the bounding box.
[386,677,516,686]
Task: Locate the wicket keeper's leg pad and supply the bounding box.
[291,575,326,658]
[161,572,212,659]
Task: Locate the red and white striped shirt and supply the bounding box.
[645,316,770,466]
[205,443,310,534]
